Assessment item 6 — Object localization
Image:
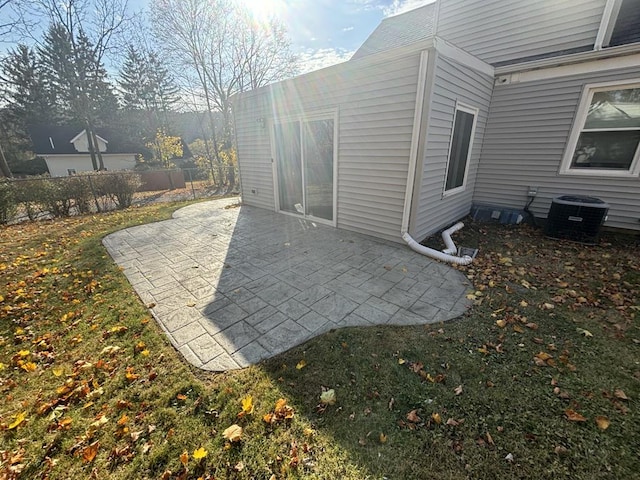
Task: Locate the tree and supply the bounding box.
[150,0,298,182]
[1,44,55,126]
[0,44,53,178]
[13,0,129,171]
[118,44,180,139]
[146,131,183,168]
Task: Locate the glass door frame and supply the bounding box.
[270,109,338,227]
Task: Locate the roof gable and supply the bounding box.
[28,125,134,155]
[351,3,436,60]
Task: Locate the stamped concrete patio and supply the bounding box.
[103,197,472,371]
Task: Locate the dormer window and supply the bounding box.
[595,0,640,49]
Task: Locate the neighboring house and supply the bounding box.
[233,0,640,244]
[29,126,138,177]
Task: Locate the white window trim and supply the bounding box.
[269,108,339,227]
[442,102,478,197]
[560,80,640,178]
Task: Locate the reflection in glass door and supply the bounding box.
[304,119,334,221]
[274,115,334,223]
[274,121,303,214]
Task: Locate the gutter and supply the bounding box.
[494,43,640,76]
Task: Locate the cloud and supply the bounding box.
[383,0,434,16]
[342,26,355,32]
[297,47,355,74]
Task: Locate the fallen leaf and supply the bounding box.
[7,412,27,430]
[295,359,307,370]
[379,433,388,444]
[564,409,587,422]
[52,367,64,377]
[406,410,421,423]
[320,389,336,406]
[179,451,189,467]
[431,413,442,424]
[454,385,463,396]
[192,447,208,460]
[82,441,99,463]
[576,328,593,338]
[223,424,243,442]
[496,319,507,328]
[614,389,629,401]
[240,395,254,415]
[595,416,610,430]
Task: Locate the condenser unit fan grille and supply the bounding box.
[544,195,609,245]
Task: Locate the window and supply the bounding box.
[562,82,640,176]
[444,104,477,194]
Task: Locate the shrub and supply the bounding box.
[40,177,73,218]
[0,181,17,224]
[12,178,46,221]
[96,171,142,210]
[66,176,93,214]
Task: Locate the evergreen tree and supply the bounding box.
[118,44,180,147]
[1,44,55,126]
[38,23,119,169]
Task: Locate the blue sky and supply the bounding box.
[258,0,434,72]
[2,0,434,73]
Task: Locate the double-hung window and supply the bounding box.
[444,103,478,195]
[561,81,640,177]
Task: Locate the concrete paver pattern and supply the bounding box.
[103,198,472,371]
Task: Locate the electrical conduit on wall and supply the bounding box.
[400,50,473,266]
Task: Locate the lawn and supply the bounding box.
[1,203,638,479]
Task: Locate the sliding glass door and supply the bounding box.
[274,114,335,224]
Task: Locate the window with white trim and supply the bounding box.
[444,104,477,194]
[562,82,640,176]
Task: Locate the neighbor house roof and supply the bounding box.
[351,3,436,60]
[28,125,134,155]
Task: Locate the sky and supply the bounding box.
[1,0,434,73]
[237,0,436,73]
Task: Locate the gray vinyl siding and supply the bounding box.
[234,93,274,210]
[234,53,422,242]
[413,53,494,240]
[473,64,640,231]
[437,0,605,65]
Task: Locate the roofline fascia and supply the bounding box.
[494,42,640,76]
[433,36,494,77]
[68,129,109,144]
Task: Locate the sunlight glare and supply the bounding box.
[235,0,286,21]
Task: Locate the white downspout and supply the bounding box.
[401,50,473,266]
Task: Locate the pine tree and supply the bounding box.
[1,44,55,126]
[39,23,119,169]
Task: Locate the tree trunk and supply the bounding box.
[85,122,99,171]
[0,140,12,178]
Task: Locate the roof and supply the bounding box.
[28,125,135,155]
[351,3,436,60]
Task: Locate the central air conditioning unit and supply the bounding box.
[544,195,609,245]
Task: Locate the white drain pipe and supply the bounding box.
[400,50,473,266]
[402,232,473,265]
[441,221,465,255]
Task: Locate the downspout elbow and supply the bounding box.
[402,232,473,266]
[441,221,464,254]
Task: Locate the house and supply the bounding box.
[29,125,138,176]
[232,0,640,245]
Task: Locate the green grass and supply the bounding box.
[1,206,638,479]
